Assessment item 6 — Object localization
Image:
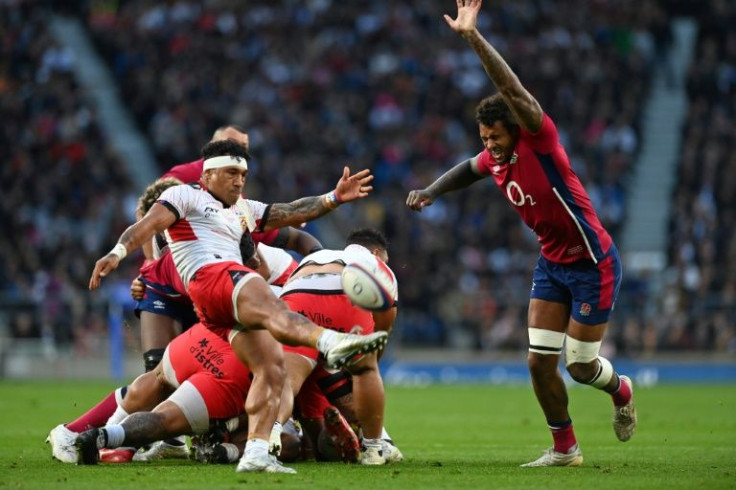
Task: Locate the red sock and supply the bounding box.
[611,376,632,406]
[550,421,577,454]
[66,390,119,433]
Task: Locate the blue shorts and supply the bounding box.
[530,244,622,325]
[135,288,199,331]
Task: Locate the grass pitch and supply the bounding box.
[0,380,734,489]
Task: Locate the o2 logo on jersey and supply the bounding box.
[505,181,536,207]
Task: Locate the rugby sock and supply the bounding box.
[99,425,125,449]
[219,443,240,463]
[107,406,129,425]
[316,329,339,353]
[66,389,122,432]
[610,375,632,406]
[548,419,577,454]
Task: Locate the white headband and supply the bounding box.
[203,155,248,171]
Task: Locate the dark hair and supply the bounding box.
[200,139,251,161]
[346,228,389,252]
[475,93,518,131]
[137,177,182,217]
[239,231,256,264]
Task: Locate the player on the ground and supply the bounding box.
[88,140,388,473]
[406,0,636,467]
[75,322,297,467]
[273,228,402,465]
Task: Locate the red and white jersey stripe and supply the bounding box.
[157,184,268,287]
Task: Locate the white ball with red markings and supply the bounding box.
[341,255,397,311]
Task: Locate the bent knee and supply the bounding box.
[566,361,599,383]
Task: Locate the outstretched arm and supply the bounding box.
[446,0,543,132]
[406,157,484,212]
[89,203,177,290]
[262,167,373,231]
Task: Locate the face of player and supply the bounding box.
[479,121,517,164]
[213,128,249,151]
[206,166,247,205]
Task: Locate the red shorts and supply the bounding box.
[187,261,260,329]
[166,323,251,419]
[281,291,374,362]
[138,250,188,299]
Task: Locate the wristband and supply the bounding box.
[109,243,128,260]
[322,190,341,209]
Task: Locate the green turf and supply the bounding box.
[0,380,734,489]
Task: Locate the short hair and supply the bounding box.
[475,93,518,131]
[200,139,251,161]
[137,177,182,217]
[346,228,389,252]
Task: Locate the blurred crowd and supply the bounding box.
[1,0,732,356]
[0,2,141,355]
[658,0,736,353]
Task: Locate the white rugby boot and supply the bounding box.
[325,331,388,369]
[47,424,79,464]
[382,439,404,463]
[133,438,189,461]
[360,439,387,465]
[613,375,637,442]
[236,453,297,474]
[521,444,583,467]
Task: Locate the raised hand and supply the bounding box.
[444,0,482,34]
[334,166,374,203]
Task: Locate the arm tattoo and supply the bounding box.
[427,160,484,197]
[463,31,543,132]
[266,196,329,229]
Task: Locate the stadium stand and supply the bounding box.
[3,0,732,364]
[0,3,141,354]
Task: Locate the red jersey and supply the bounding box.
[161,158,204,184]
[476,113,612,264]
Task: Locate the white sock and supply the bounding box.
[381,427,391,440]
[243,438,269,460]
[102,424,126,448]
[106,406,129,425]
[221,443,240,462]
[316,329,340,353]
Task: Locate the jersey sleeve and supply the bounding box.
[157,185,194,220]
[161,159,204,183]
[474,150,495,175]
[521,113,558,153]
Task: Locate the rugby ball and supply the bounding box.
[341,256,397,311]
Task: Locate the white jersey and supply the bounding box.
[294,244,374,270]
[157,185,268,287]
[257,243,297,285]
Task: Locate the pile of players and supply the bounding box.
[47,126,403,474]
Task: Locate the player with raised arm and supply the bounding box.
[407,0,636,467]
[88,140,387,474]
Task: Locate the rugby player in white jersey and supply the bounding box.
[88,139,388,474]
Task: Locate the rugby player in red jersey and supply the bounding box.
[407,0,636,467]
